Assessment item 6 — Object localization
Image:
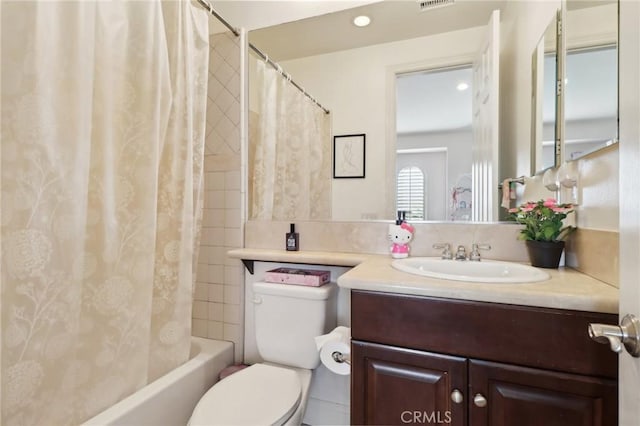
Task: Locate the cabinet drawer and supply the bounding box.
[351,291,618,378]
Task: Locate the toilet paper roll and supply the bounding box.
[314,326,351,351]
[316,326,351,375]
[320,340,351,375]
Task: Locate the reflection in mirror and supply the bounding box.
[531,12,559,174]
[563,0,618,161]
[248,1,506,222]
[396,65,472,221]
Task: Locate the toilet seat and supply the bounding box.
[189,363,302,426]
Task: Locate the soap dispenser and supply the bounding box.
[388,211,414,259]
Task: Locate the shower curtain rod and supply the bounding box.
[195,0,240,36]
[194,0,330,115]
[248,44,330,114]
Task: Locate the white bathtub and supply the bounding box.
[83,337,234,426]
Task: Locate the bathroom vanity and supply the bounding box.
[229,248,620,426]
[350,291,617,426]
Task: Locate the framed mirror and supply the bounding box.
[531,9,561,175]
[562,0,618,162]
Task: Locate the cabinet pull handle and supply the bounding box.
[473,393,487,407]
[450,389,464,404]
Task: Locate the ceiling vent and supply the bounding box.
[418,0,455,12]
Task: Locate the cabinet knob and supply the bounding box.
[473,393,487,407]
[450,389,464,404]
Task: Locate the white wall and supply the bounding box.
[281,26,485,220]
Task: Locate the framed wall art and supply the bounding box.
[333,133,365,179]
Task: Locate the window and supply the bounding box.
[397,166,425,220]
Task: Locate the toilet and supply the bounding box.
[189,281,337,426]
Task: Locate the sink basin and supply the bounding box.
[391,257,550,283]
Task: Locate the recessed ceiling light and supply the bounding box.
[353,15,371,27]
[456,82,469,91]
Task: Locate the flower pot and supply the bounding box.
[525,240,565,269]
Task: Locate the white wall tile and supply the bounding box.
[194,32,243,355]
[225,191,241,209]
[208,284,224,303]
[208,302,224,322]
[193,300,208,320]
[211,246,227,263]
[224,170,241,190]
[209,264,224,284]
[207,321,224,340]
[194,282,208,301]
[211,227,225,246]
[223,304,242,325]
[223,285,241,305]
[224,228,242,248]
[209,190,226,209]
[223,323,243,345]
[211,209,225,227]
[225,208,241,228]
[224,265,242,287]
[192,319,208,338]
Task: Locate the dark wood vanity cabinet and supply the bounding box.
[351,291,618,426]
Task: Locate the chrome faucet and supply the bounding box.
[433,243,452,260]
[469,243,491,261]
[455,245,467,261]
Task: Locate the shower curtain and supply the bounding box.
[250,59,332,220]
[1,1,208,424]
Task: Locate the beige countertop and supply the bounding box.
[228,248,619,314]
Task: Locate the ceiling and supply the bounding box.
[397,66,473,134]
[248,0,507,62]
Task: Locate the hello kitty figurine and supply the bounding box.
[388,222,415,259]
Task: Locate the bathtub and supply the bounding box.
[83,337,234,426]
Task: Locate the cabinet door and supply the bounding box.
[469,359,617,426]
[352,341,467,426]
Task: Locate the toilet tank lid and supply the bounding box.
[253,281,336,300]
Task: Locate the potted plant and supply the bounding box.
[508,198,575,268]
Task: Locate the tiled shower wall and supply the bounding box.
[192,31,245,362]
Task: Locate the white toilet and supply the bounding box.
[189,281,337,426]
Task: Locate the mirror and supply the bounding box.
[247,1,507,222]
[396,65,473,221]
[531,10,560,174]
[562,0,618,162]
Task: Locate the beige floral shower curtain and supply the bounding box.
[250,59,332,220]
[1,1,208,424]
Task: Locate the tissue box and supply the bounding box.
[264,267,330,287]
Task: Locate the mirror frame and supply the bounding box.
[530,7,563,175]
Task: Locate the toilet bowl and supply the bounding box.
[189,281,337,425]
[189,363,312,426]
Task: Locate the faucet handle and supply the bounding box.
[470,243,491,261]
[433,243,452,260]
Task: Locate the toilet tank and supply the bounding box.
[253,281,337,369]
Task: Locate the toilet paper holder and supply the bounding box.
[331,351,351,365]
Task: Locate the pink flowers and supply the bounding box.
[507,198,575,242]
